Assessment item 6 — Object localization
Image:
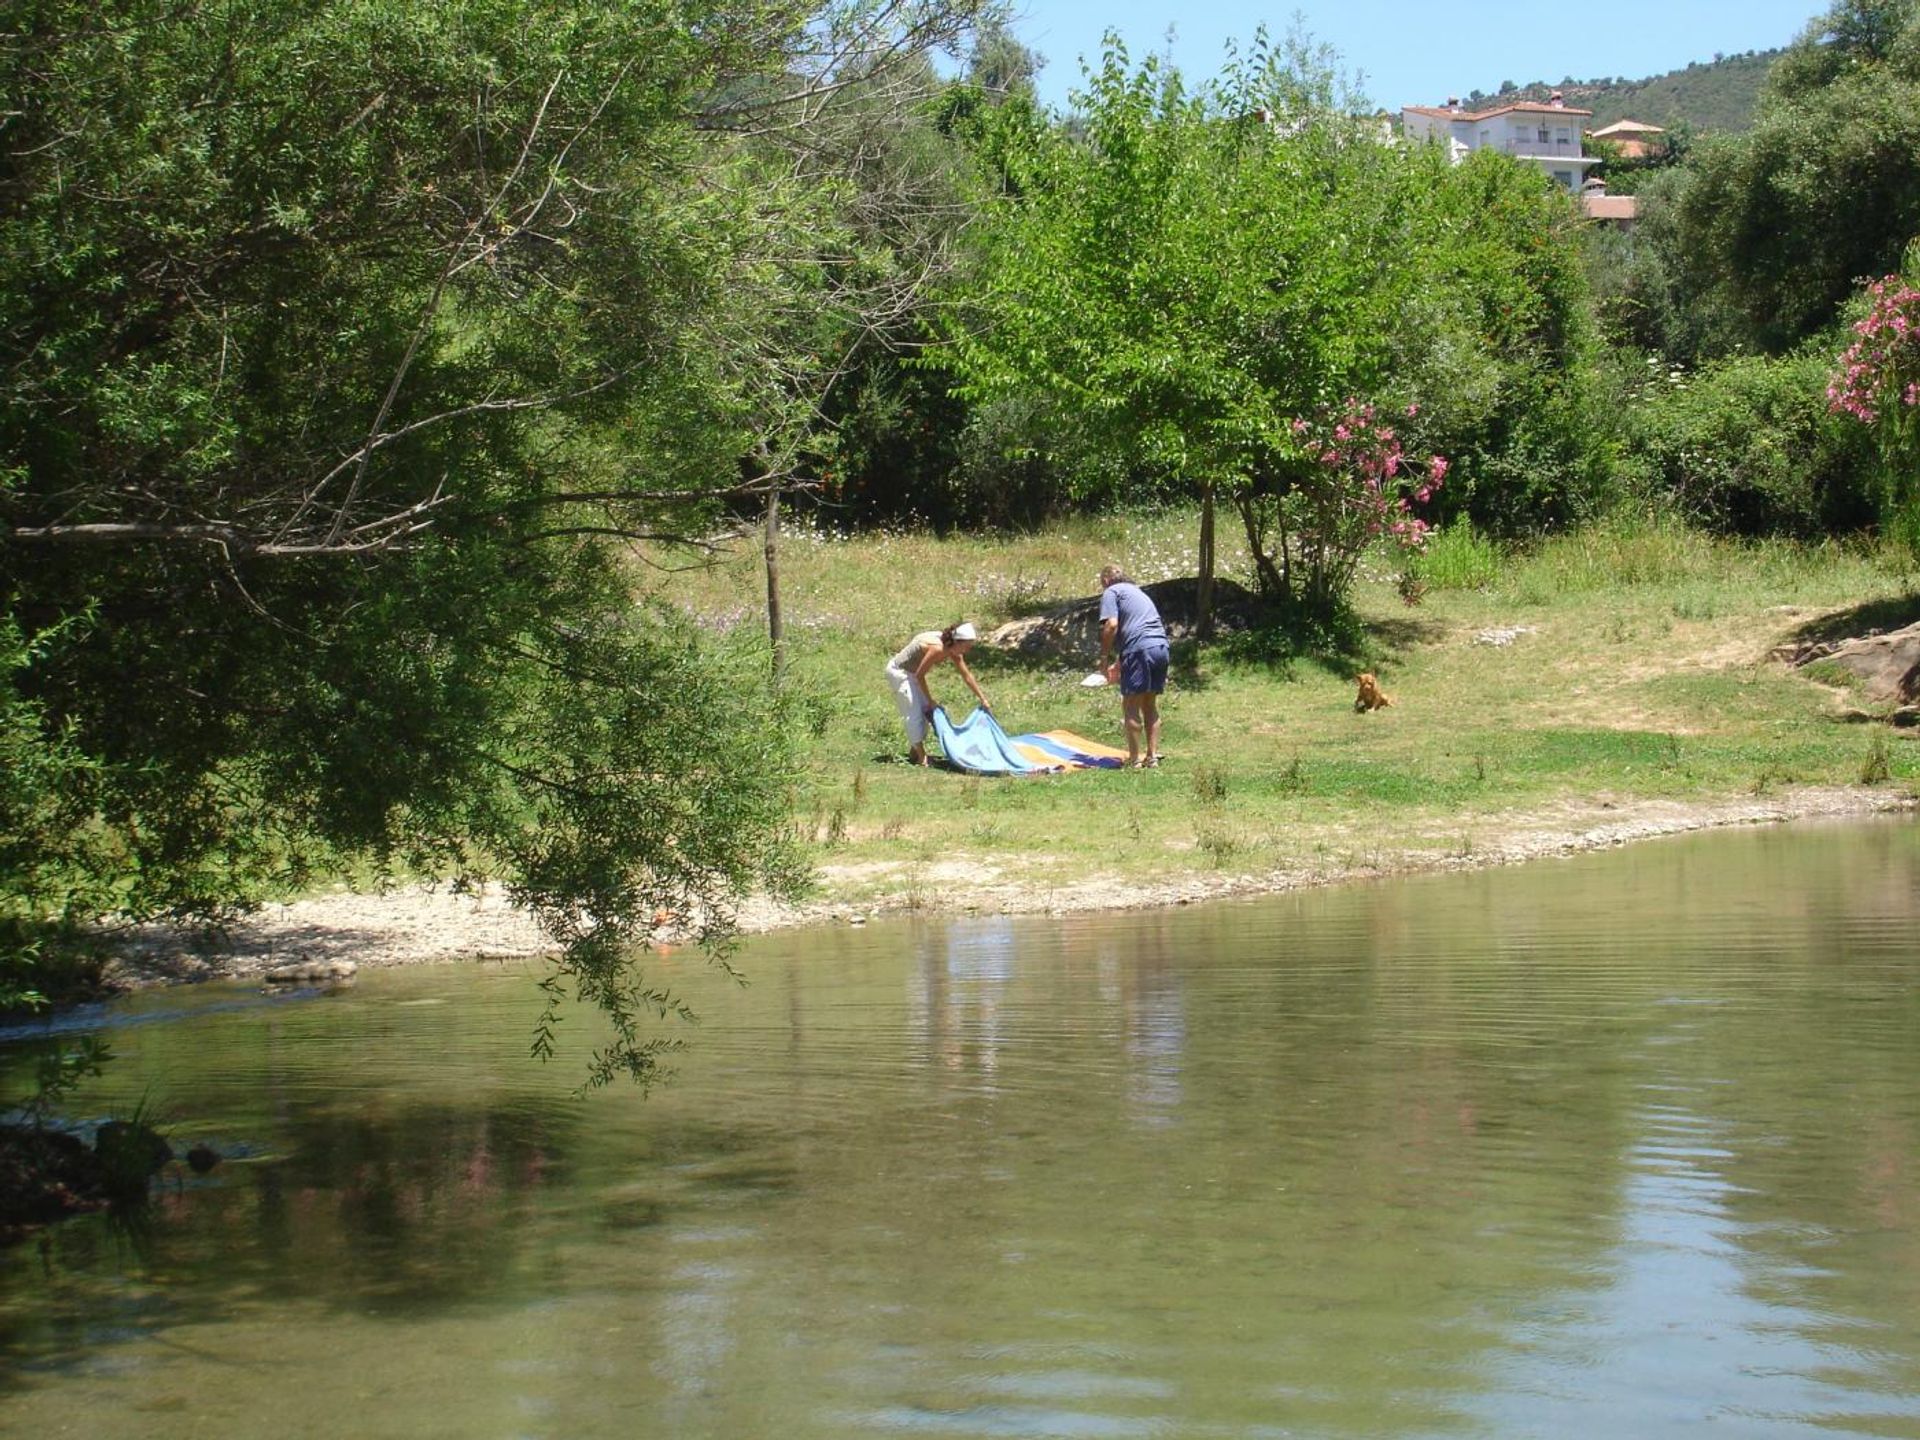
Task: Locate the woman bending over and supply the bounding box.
[883,621,989,766]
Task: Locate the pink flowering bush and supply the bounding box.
[1237,398,1447,611]
[1828,273,1920,551]
[1828,276,1920,427]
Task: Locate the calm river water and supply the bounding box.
[2,817,1918,1438]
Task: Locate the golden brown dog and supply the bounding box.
[1353,672,1393,712]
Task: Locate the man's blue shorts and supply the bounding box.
[1120,641,1169,696]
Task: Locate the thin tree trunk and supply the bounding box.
[764,483,785,683]
[1237,492,1284,598]
[1197,480,1216,641]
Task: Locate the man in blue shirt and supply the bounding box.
[1096,564,1170,769]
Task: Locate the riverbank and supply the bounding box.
[103,782,1914,989]
[97,511,1920,989]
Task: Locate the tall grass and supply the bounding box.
[1411,522,1502,592]
[1493,508,1909,605]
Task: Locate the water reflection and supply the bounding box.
[0,817,1915,1438]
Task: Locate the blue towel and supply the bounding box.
[931,707,1043,774]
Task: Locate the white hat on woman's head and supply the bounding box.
[953,622,978,641]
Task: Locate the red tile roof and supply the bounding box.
[1582,194,1639,221]
[1404,101,1595,121]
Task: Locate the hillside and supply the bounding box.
[1460,49,1781,134]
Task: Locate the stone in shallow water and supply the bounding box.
[263,958,358,984]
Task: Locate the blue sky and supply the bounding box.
[1005,0,1829,112]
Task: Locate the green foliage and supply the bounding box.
[1410,523,1503,592]
[945,32,1389,490]
[1620,348,1884,536]
[805,26,1081,532]
[1,612,119,1009]
[0,0,991,1079]
[1402,154,1617,536]
[1659,0,1920,356]
[1586,120,1692,196]
[10,1038,112,1130]
[942,27,1610,609]
[1861,731,1894,785]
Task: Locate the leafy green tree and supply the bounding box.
[806,24,1061,533]
[1661,0,1920,356]
[0,0,987,1078]
[940,31,1419,620]
[1621,347,1882,536]
[1406,152,1614,534]
[940,29,1611,607]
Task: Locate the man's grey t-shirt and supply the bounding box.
[1099,581,1168,656]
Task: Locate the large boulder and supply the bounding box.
[1783,620,1920,706]
[986,578,1262,662]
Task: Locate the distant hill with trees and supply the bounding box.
[1457,49,1782,133]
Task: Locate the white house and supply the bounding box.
[1400,92,1599,192]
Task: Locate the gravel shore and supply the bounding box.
[104,784,1917,990]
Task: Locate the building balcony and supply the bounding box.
[1505,139,1585,158]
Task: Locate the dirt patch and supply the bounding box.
[104,785,1916,989]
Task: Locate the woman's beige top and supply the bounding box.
[889,632,942,673]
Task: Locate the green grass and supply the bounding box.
[640,509,1919,908]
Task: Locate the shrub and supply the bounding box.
[1827,265,1920,555]
[1622,348,1881,536]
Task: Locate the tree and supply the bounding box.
[788,24,1056,536]
[942,29,1609,605]
[1660,0,1920,356]
[0,0,990,1081]
[939,30,1425,620]
[1403,151,1612,534]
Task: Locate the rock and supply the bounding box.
[94,1121,173,1196]
[1793,621,1920,706]
[263,958,358,984]
[985,578,1262,661]
[1473,625,1537,647]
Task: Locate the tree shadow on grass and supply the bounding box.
[1784,595,1920,649]
[980,575,1449,690]
[1362,613,1451,667]
[1208,606,1447,686]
